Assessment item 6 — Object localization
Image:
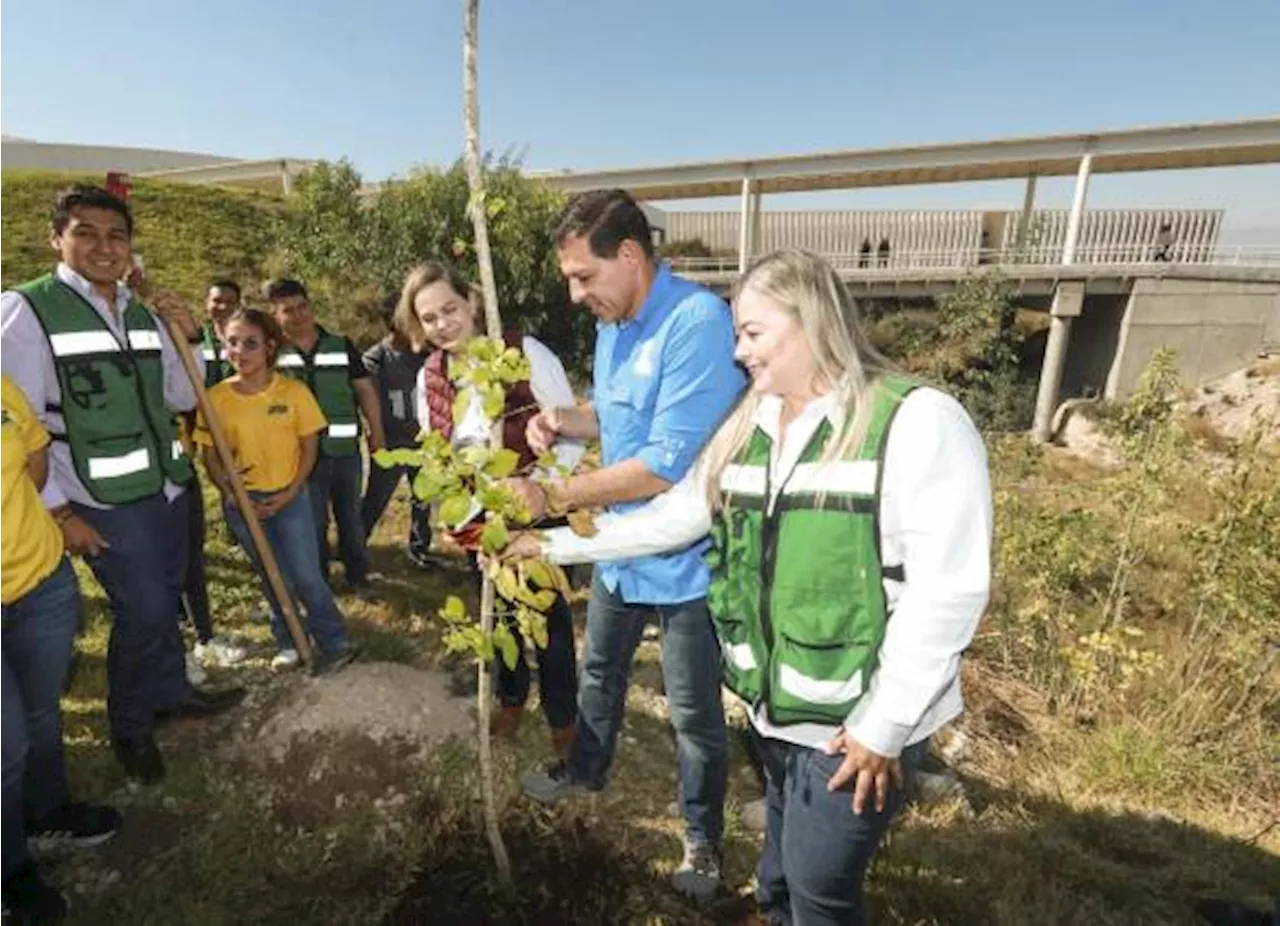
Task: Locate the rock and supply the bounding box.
[913,769,966,805]
[740,797,768,833]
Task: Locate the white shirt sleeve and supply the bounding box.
[844,389,992,758]
[522,335,585,473]
[544,457,714,564]
[158,314,201,413]
[1,290,68,509]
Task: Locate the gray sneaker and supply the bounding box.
[671,839,722,901]
[521,760,589,804]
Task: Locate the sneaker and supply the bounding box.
[270,649,300,670]
[314,645,359,676]
[27,802,122,852]
[184,651,207,687]
[520,760,591,804]
[2,862,68,925]
[671,839,722,901]
[194,636,248,668]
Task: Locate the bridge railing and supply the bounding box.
[669,244,1280,274]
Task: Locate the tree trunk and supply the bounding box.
[461,0,513,888]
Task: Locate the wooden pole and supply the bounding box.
[163,319,317,669]
[463,0,513,888]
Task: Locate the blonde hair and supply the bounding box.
[393,260,481,352]
[702,249,896,510]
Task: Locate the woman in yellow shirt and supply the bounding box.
[194,310,355,673]
[2,376,121,922]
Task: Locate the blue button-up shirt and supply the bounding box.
[594,264,745,604]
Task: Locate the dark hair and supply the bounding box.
[224,307,287,365]
[265,278,308,302]
[209,279,242,299]
[379,291,400,327]
[553,189,654,261]
[51,184,134,237]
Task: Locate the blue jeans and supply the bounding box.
[75,492,190,738]
[1,558,82,879]
[495,591,578,730]
[224,486,351,656]
[309,454,368,583]
[568,572,727,845]
[756,730,928,926]
[360,462,430,559]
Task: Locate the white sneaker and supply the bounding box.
[270,649,300,670]
[195,636,248,668]
[185,652,208,686]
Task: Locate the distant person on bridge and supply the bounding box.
[504,249,993,925]
[1153,222,1175,262]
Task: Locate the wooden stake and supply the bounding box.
[163,318,317,669]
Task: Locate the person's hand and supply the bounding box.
[59,513,110,557]
[503,477,548,522]
[498,531,545,562]
[151,290,200,341]
[253,489,295,521]
[821,728,903,815]
[526,408,562,456]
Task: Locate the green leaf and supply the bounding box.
[485,196,507,219]
[439,492,473,527]
[451,237,470,257]
[493,565,521,602]
[480,516,510,555]
[482,384,505,420]
[376,447,421,468]
[453,388,473,427]
[524,559,555,590]
[439,595,468,623]
[483,448,520,479]
[493,621,519,670]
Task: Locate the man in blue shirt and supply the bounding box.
[514,189,746,899]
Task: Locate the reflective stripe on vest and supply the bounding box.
[328,423,359,439]
[707,375,920,727]
[48,330,121,357]
[313,352,348,367]
[88,447,152,480]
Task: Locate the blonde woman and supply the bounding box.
[395,261,584,759]
[504,250,992,925]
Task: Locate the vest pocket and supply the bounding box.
[773,631,870,718]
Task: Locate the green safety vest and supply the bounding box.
[276,330,360,457]
[18,274,194,505]
[705,374,918,726]
[200,324,232,388]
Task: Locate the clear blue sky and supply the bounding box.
[3,0,1278,232]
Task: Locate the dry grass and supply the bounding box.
[43,455,1280,924]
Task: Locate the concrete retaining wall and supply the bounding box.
[1104,278,1280,398]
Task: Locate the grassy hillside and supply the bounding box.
[1,171,283,302]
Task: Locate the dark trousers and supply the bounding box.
[567,572,727,846]
[1,559,81,879]
[182,469,214,642]
[73,492,190,739]
[756,729,927,926]
[495,591,578,730]
[360,462,430,558]
[309,454,368,583]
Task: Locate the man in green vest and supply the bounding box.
[200,279,240,388]
[266,279,385,588]
[0,184,245,784]
[171,279,250,686]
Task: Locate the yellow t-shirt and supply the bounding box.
[194,374,327,492]
[1,376,65,604]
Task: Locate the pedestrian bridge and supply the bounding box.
[674,245,1280,418]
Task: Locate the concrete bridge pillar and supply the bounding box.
[1033,154,1093,440]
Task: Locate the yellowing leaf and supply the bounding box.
[494,565,521,602]
[493,621,519,670]
[523,559,554,590]
[567,510,599,538]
